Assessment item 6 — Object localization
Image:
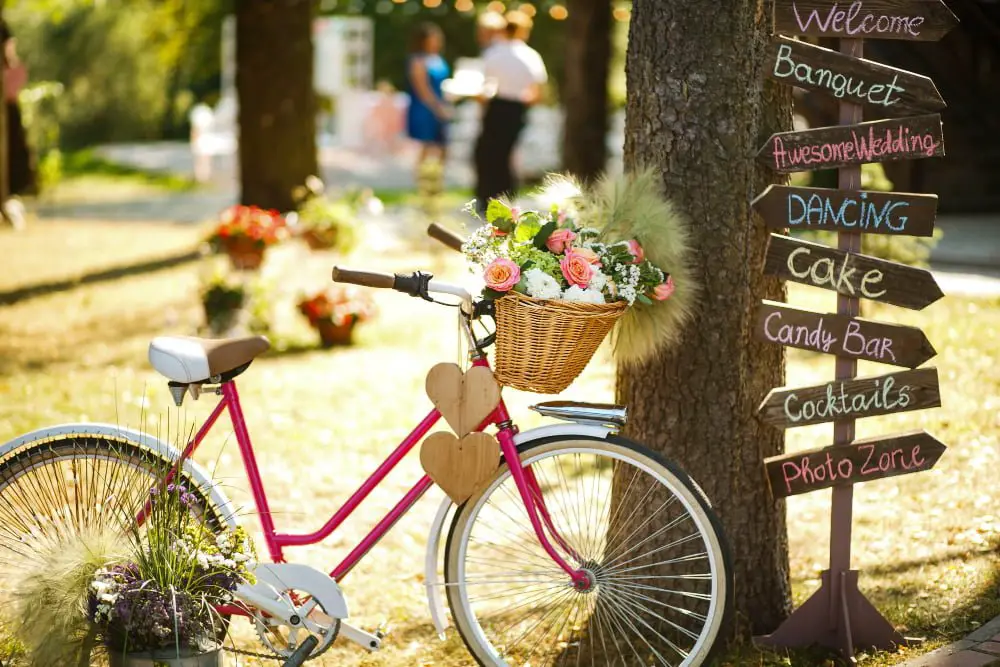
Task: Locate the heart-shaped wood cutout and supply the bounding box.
[425,363,501,437]
[420,431,500,503]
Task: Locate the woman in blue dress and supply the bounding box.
[406,23,451,174]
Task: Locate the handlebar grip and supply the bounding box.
[427,222,466,252]
[331,266,396,289]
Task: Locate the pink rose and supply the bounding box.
[484,258,521,292]
[626,239,645,264]
[546,228,577,253]
[560,250,594,288]
[652,276,675,301]
[574,247,602,265]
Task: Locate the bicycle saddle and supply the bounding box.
[148,335,270,384]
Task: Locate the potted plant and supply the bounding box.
[199,269,246,335]
[287,176,368,253]
[208,205,287,270]
[297,286,375,347]
[88,484,256,666]
[462,169,695,393]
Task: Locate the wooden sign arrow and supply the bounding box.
[755,300,936,367]
[752,185,938,237]
[773,0,960,42]
[757,367,941,429]
[764,430,946,498]
[763,234,944,310]
[757,113,944,173]
[767,37,945,117]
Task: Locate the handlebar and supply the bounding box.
[427,222,465,252]
[330,267,395,289]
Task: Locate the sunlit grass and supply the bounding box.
[0,224,996,665]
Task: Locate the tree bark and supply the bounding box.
[619,0,793,638]
[561,0,611,183]
[236,0,317,212]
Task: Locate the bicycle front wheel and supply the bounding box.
[444,435,732,667]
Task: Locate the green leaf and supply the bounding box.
[533,220,558,250]
[483,287,508,300]
[637,294,653,305]
[514,221,541,243]
[486,199,512,225]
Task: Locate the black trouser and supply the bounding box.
[474,98,527,213]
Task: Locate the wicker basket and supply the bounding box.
[493,292,627,394]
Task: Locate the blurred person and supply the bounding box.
[0,21,34,227]
[473,10,547,214]
[476,10,506,49]
[405,22,451,176]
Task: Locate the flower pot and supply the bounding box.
[108,647,222,667]
[220,237,265,271]
[301,227,337,251]
[315,319,356,347]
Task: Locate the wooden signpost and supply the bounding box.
[755,300,936,367]
[752,185,938,237]
[773,0,959,42]
[757,367,941,429]
[753,2,954,660]
[757,113,944,173]
[764,234,944,309]
[767,37,945,117]
[764,430,946,498]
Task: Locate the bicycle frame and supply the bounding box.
[164,357,589,593]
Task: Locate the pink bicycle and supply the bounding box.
[0,228,732,666]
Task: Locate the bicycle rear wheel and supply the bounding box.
[444,435,732,667]
[0,435,228,572]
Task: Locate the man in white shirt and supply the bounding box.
[474,11,548,214]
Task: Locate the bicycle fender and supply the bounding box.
[423,422,613,638]
[0,423,239,529]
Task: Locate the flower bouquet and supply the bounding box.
[463,170,694,393]
[208,205,288,270]
[89,484,256,666]
[298,286,376,347]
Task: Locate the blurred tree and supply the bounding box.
[617,0,793,637]
[561,0,610,182]
[8,0,226,147]
[236,0,317,211]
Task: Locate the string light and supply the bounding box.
[519,2,536,17]
[391,0,406,4]
[423,0,442,7]
[549,4,567,20]
[486,1,506,13]
[612,6,629,21]
[455,0,474,11]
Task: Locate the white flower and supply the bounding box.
[563,286,606,304]
[523,268,562,300]
[589,269,608,293]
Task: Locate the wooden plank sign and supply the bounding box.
[757,367,941,429]
[764,430,946,498]
[767,37,944,117]
[757,113,944,173]
[755,300,936,367]
[773,0,959,42]
[764,234,944,310]
[752,185,937,237]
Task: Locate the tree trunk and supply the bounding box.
[236,0,317,212]
[0,0,9,222]
[619,0,793,638]
[561,0,611,183]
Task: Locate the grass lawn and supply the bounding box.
[0,222,997,666]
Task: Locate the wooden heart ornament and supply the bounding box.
[420,431,500,503]
[425,363,501,437]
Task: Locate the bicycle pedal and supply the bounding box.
[375,620,390,639]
